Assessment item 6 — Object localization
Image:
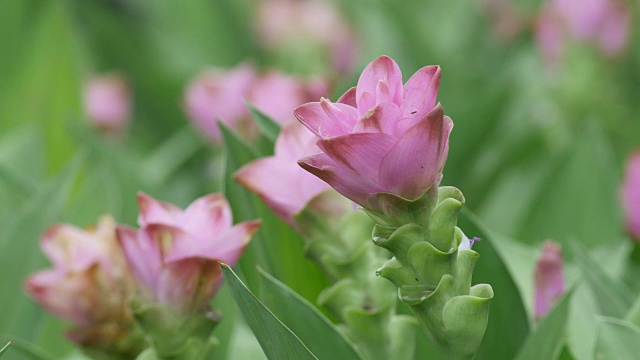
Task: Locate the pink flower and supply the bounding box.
[257,0,357,73]
[24,216,138,348]
[116,193,260,315]
[249,72,329,125]
[235,119,333,227]
[621,152,640,240]
[534,241,565,319]
[295,55,451,211]
[535,0,630,61]
[184,64,257,142]
[83,74,132,134]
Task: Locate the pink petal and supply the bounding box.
[357,91,377,117]
[534,241,564,319]
[337,87,357,107]
[621,152,640,240]
[299,151,386,206]
[156,257,222,314]
[294,100,357,138]
[137,192,182,227]
[41,224,103,270]
[182,194,233,239]
[352,102,402,136]
[116,226,161,296]
[274,120,322,161]
[596,4,629,58]
[356,56,403,113]
[379,104,450,200]
[235,157,329,226]
[199,220,261,265]
[400,65,441,122]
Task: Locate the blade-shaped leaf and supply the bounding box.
[247,104,281,144]
[0,335,55,360]
[0,341,10,358]
[459,210,530,360]
[514,289,573,360]
[593,317,640,360]
[258,267,363,360]
[221,264,318,360]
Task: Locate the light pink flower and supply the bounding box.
[621,152,640,240]
[534,241,565,319]
[257,0,357,73]
[83,74,132,134]
[295,56,451,210]
[249,72,329,125]
[24,216,137,347]
[535,0,630,61]
[235,120,333,227]
[184,64,257,142]
[116,193,260,315]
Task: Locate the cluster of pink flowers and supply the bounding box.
[535,0,630,61]
[184,64,328,142]
[25,193,259,350]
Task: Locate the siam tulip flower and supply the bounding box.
[116,193,260,316]
[621,152,640,240]
[535,0,630,61]
[184,64,257,142]
[248,72,329,125]
[24,216,143,356]
[534,240,565,319]
[235,119,334,227]
[257,0,357,74]
[83,73,132,134]
[295,55,451,219]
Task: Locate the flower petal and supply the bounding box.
[275,119,323,161]
[137,192,181,227]
[356,56,403,113]
[352,102,402,136]
[294,100,357,138]
[116,226,161,296]
[380,104,450,199]
[337,87,357,107]
[156,257,222,314]
[400,65,441,122]
[199,220,261,265]
[182,193,233,239]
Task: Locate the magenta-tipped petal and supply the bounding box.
[400,65,441,121]
[294,101,357,138]
[356,56,403,112]
[156,257,222,314]
[182,194,233,238]
[337,87,357,107]
[352,102,402,136]
[380,105,449,199]
[534,241,564,319]
[137,192,181,227]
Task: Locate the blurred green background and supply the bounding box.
[1,0,640,359]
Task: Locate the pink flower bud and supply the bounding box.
[249,71,330,125]
[235,119,333,227]
[117,193,260,315]
[257,0,357,73]
[534,241,565,319]
[184,64,257,142]
[24,216,138,349]
[535,0,630,61]
[83,74,132,134]
[621,152,640,240]
[295,55,452,211]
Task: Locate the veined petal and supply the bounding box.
[356,56,403,111]
[357,91,377,117]
[182,194,233,239]
[235,157,329,226]
[380,104,449,200]
[274,120,322,161]
[137,192,181,227]
[294,101,357,138]
[376,80,392,104]
[317,133,397,186]
[337,87,357,107]
[116,226,161,296]
[400,65,441,121]
[352,102,402,136]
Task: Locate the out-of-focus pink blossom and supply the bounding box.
[24,216,138,349]
[235,119,332,227]
[295,55,451,211]
[257,0,357,73]
[116,193,260,315]
[535,0,630,61]
[83,74,132,134]
[184,64,257,142]
[481,0,526,42]
[534,241,565,319]
[621,152,640,240]
[249,72,329,125]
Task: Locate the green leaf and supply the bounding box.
[247,105,281,144]
[571,241,634,318]
[258,267,364,360]
[593,317,640,360]
[458,210,530,360]
[221,264,318,360]
[514,289,573,360]
[0,335,56,360]
[0,341,10,358]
